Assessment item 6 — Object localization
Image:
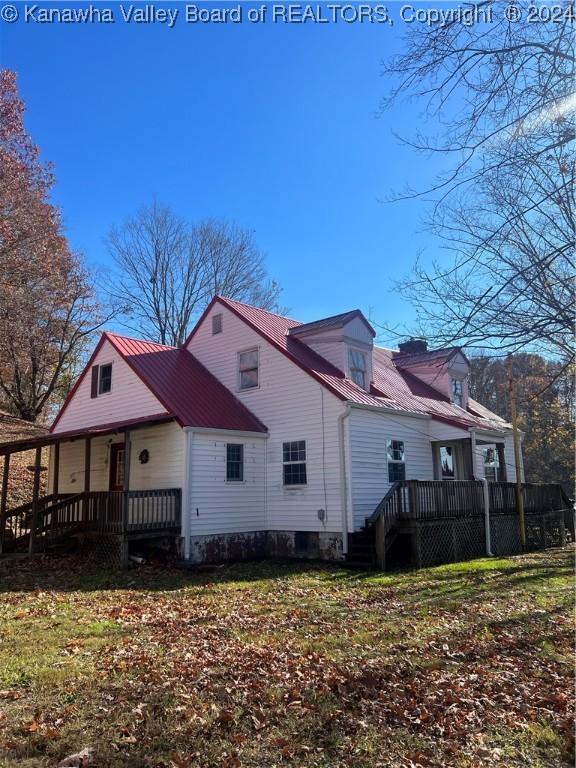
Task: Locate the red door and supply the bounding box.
[109,443,126,492]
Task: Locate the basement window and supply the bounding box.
[226,444,244,481]
[386,439,405,483]
[283,440,307,486]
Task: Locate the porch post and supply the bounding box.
[83,438,91,523]
[122,430,131,536]
[28,447,42,555]
[0,453,10,555]
[53,442,60,497]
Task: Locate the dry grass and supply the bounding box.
[0,547,573,768]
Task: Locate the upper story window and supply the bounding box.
[91,363,112,398]
[451,378,463,407]
[349,348,367,389]
[226,444,244,482]
[212,313,223,335]
[283,440,307,486]
[386,439,405,483]
[238,348,259,390]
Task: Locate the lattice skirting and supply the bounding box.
[411,510,566,568]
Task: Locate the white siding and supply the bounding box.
[349,408,434,530]
[188,433,266,535]
[53,340,167,433]
[187,305,345,533]
[49,422,185,493]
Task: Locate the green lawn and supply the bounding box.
[0,548,574,768]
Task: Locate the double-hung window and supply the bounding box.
[283,440,307,486]
[451,378,463,407]
[349,348,367,389]
[483,446,499,482]
[386,439,405,483]
[226,444,244,482]
[91,363,112,398]
[239,348,259,390]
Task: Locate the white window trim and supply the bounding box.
[237,346,260,392]
[386,439,406,482]
[282,439,308,487]
[98,362,113,396]
[225,443,245,483]
[348,347,367,390]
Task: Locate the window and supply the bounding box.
[283,440,307,486]
[226,444,244,481]
[483,446,499,482]
[386,439,405,483]
[239,348,259,390]
[451,378,463,407]
[439,445,456,479]
[99,364,112,394]
[212,313,223,335]
[349,348,367,389]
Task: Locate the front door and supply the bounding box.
[109,443,126,491]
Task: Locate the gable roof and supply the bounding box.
[188,297,403,409]
[51,332,267,434]
[393,347,470,368]
[371,347,509,431]
[287,309,376,338]
[187,297,510,433]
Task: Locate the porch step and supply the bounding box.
[345,530,377,569]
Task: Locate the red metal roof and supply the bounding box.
[51,332,267,434]
[188,297,508,432]
[203,298,404,409]
[104,334,267,433]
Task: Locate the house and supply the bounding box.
[0,297,569,567]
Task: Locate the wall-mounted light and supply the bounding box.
[139,449,150,465]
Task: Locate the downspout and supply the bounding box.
[482,477,494,557]
[182,428,193,560]
[338,404,351,554]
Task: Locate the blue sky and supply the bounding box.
[2,2,452,340]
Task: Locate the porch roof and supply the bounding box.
[0,413,174,456]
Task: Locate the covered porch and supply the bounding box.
[0,415,182,563]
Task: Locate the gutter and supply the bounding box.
[338,404,352,554]
[349,401,430,421]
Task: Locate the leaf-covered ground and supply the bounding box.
[0,547,573,768]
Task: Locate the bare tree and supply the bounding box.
[379,1,575,360]
[107,204,283,346]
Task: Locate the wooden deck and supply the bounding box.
[0,488,182,554]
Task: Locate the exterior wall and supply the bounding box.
[188,432,267,536]
[349,407,434,530]
[53,340,167,433]
[49,421,185,493]
[186,304,346,535]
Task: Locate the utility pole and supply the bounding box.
[508,355,526,547]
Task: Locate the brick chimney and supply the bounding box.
[398,338,428,355]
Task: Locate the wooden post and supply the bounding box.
[53,442,60,497]
[0,453,10,555]
[122,431,131,536]
[28,447,42,555]
[83,438,91,523]
[508,356,526,547]
[374,515,386,570]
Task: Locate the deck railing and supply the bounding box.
[1,488,182,551]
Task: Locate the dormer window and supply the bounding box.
[452,378,463,407]
[349,349,367,389]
